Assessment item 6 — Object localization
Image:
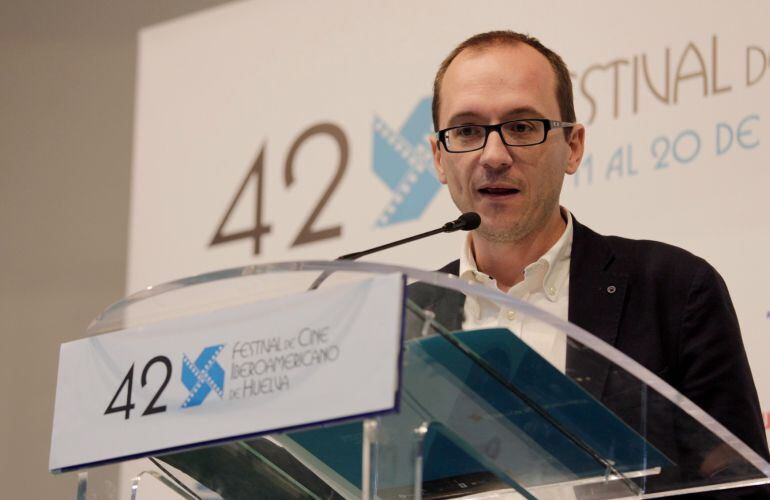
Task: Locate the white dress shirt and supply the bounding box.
[459,209,573,372]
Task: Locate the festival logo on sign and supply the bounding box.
[372,97,441,226]
[181,344,226,408]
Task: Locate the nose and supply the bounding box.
[479,128,513,171]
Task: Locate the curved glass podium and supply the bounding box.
[51,261,770,499]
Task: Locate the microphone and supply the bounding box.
[440,211,481,233]
[337,212,481,261]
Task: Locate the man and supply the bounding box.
[420,30,769,498]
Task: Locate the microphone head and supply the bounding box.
[458,212,481,230]
[443,212,481,232]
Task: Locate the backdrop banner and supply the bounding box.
[128,0,770,448]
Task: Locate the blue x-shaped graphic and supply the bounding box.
[372,97,441,226]
[181,344,225,408]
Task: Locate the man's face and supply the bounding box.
[430,43,584,243]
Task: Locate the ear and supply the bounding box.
[430,135,448,184]
[565,124,585,175]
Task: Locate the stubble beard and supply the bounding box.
[472,193,558,245]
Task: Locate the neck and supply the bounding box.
[472,209,566,292]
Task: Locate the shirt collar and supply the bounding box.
[459,208,573,302]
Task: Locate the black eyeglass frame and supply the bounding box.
[436,119,577,153]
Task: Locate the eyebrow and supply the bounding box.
[446,107,546,127]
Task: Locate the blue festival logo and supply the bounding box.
[372,97,441,226]
[181,344,225,408]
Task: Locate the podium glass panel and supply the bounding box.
[68,261,770,499]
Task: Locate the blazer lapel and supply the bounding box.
[567,219,629,398]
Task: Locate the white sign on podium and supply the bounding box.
[50,273,405,472]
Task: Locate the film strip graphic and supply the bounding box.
[372,97,441,227]
[181,344,225,408]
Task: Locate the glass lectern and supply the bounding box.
[51,261,770,499]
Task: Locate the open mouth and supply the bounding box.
[478,187,520,197]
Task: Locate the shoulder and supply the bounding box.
[573,220,717,283]
[571,219,733,317]
[608,235,709,271]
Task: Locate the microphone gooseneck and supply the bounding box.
[307,212,481,291]
[337,212,480,261]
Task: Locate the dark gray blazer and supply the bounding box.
[409,217,769,497]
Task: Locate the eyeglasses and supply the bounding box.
[437,119,576,153]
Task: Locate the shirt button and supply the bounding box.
[507,310,516,320]
[548,286,556,295]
